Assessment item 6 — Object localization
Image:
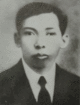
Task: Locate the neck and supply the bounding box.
[35,62,56,75]
[22,57,56,75]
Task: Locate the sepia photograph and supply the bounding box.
[0,0,80,105]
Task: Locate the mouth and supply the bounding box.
[32,53,48,60]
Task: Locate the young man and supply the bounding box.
[0,2,79,105]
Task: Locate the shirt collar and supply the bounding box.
[22,57,56,84]
[22,57,56,102]
[22,57,40,84]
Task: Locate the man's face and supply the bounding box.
[16,13,65,70]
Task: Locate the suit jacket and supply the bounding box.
[0,59,79,105]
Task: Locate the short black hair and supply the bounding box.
[16,2,68,35]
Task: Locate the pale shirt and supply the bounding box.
[22,58,56,102]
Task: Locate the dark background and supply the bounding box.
[0,0,80,76]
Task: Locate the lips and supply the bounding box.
[32,53,48,60]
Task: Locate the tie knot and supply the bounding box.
[38,76,46,87]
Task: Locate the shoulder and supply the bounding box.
[0,59,25,104]
[0,59,24,89]
[55,65,80,104]
[56,64,80,92]
[56,64,80,93]
[0,60,21,80]
[56,64,79,81]
[0,59,24,101]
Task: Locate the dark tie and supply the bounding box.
[38,76,51,105]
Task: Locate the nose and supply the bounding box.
[34,36,45,49]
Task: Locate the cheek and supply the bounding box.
[21,37,35,47]
[47,38,61,47]
[46,37,62,54]
[20,37,36,54]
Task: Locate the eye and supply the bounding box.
[23,31,35,36]
[47,32,56,36]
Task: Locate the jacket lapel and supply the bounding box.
[53,64,62,105]
[53,65,71,105]
[13,60,37,105]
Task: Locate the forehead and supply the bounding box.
[22,13,59,29]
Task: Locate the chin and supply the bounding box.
[31,59,46,70]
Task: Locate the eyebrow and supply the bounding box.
[23,27,38,34]
[46,28,54,30]
[22,27,54,32]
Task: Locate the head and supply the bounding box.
[14,2,69,72]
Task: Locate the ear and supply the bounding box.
[14,32,21,48]
[60,34,69,48]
